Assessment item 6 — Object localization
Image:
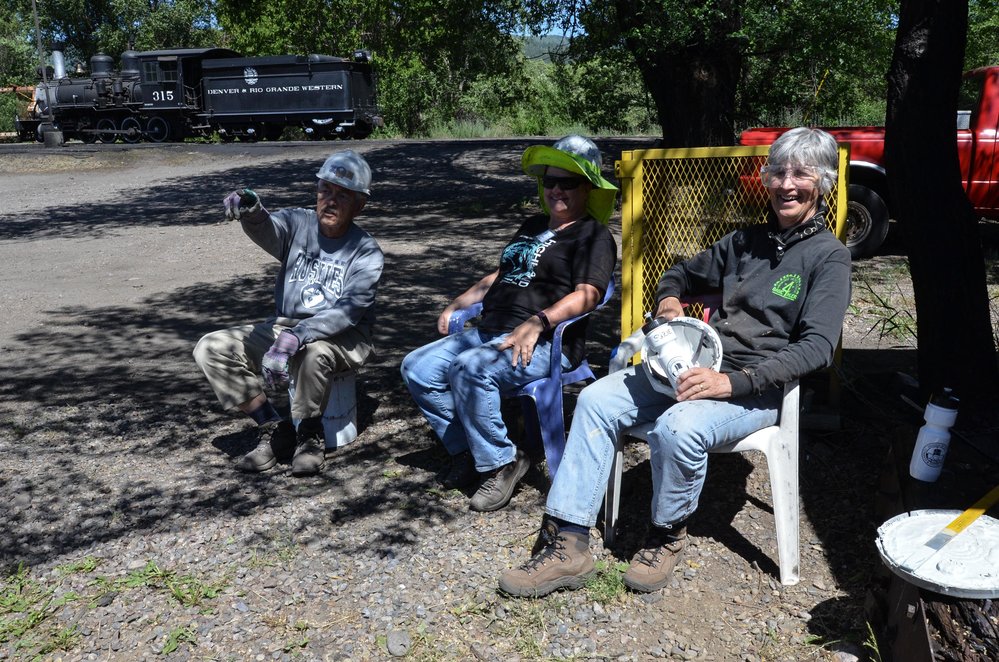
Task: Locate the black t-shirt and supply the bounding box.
[480,214,617,366]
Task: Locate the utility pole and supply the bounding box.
[32,0,62,145]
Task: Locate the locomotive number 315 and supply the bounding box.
[151,90,175,101]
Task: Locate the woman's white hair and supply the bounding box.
[767,127,839,195]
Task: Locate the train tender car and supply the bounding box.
[199,52,382,141]
[17,46,382,143]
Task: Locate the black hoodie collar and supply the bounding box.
[767,205,828,262]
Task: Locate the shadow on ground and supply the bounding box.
[0,138,932,645]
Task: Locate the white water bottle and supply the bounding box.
[909,388,960,482]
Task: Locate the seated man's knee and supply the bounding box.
[193,331,223,368]
[298,342,348,379]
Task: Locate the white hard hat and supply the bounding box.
[552,134,602,171]
[316,150,371,196]
[641,316,724,397]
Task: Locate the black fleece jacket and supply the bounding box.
[654,209,851,397]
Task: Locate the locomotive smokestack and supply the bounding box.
[50,42,66,79]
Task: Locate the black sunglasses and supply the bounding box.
[541,175,587,190]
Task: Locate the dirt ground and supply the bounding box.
[0,138,982,661]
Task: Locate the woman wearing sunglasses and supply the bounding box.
[401,135,618,512]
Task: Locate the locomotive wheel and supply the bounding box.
[80,124,97,144]
[96,118,118,144]
[145,116,170,143]
[121,117,142,143]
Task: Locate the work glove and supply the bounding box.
[222,188,261,221]
[261,329,301,389]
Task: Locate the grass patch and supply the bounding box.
[852,276,917,344]
[0,563,83,658]
[1,556,230,659]
[247,533,301,568]
[863,621,884,662]
[585,560,630,604]
[161,625,197,655]
[117,560,228,609]
[494,595,564,658]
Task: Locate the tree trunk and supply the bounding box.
[637,49,741,147]
[884,0,999,413]
[614,0,742,147]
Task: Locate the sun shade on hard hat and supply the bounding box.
[316,150,372,196]
[521,134,619,224]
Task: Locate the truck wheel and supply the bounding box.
[846,184,889,259]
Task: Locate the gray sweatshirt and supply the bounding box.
[241,207,384,345]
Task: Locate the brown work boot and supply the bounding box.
[441,450,477,490]
[498,518,595,598]
[623,528,687,593]
[236,419,297,472]
[291,417,326,477]
[469,450,530,512]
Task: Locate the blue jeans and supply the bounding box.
[401,329,570,472]
[546,365,781,528]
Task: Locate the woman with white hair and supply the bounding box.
[401,135,618,512]
[498,127,851,598]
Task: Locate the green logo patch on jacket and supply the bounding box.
[772,274,802,301]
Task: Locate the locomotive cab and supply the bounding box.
[133,48,239,141]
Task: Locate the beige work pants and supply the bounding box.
[193,320,373,420]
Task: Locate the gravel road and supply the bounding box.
[0,139,920,661]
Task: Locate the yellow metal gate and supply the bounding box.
[614,145,850,339]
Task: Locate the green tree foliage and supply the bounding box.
[8,0,998,140]
[214,0,527,135]
[966,0,999,69]
[737,0,897,127]
[2,0,218,69]
[0,8,35,85]
[531,0,898,144]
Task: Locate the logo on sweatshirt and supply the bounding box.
[772,274,802,301]
[289,252,345,308]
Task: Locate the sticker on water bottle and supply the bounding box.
[921,443,949,468]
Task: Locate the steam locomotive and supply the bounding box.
[17,46,382,143]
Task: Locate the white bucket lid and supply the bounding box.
[876,509,999,598]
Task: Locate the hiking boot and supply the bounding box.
[499,518,595,598]
[469,450,530,512]
[441,451,477,490]
[291,417,326,477]
[236,419,297,472]
[623,529,687,593]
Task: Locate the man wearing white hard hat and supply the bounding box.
[195,150,383,477]
[401,135,617,512]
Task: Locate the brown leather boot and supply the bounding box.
[236,419,296,472]
[623,527,687,592]
[499,518,595,598]
[291,417,326,476]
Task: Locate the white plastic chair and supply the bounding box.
[602,302,801,586]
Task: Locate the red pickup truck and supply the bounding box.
[740,66,999,258]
